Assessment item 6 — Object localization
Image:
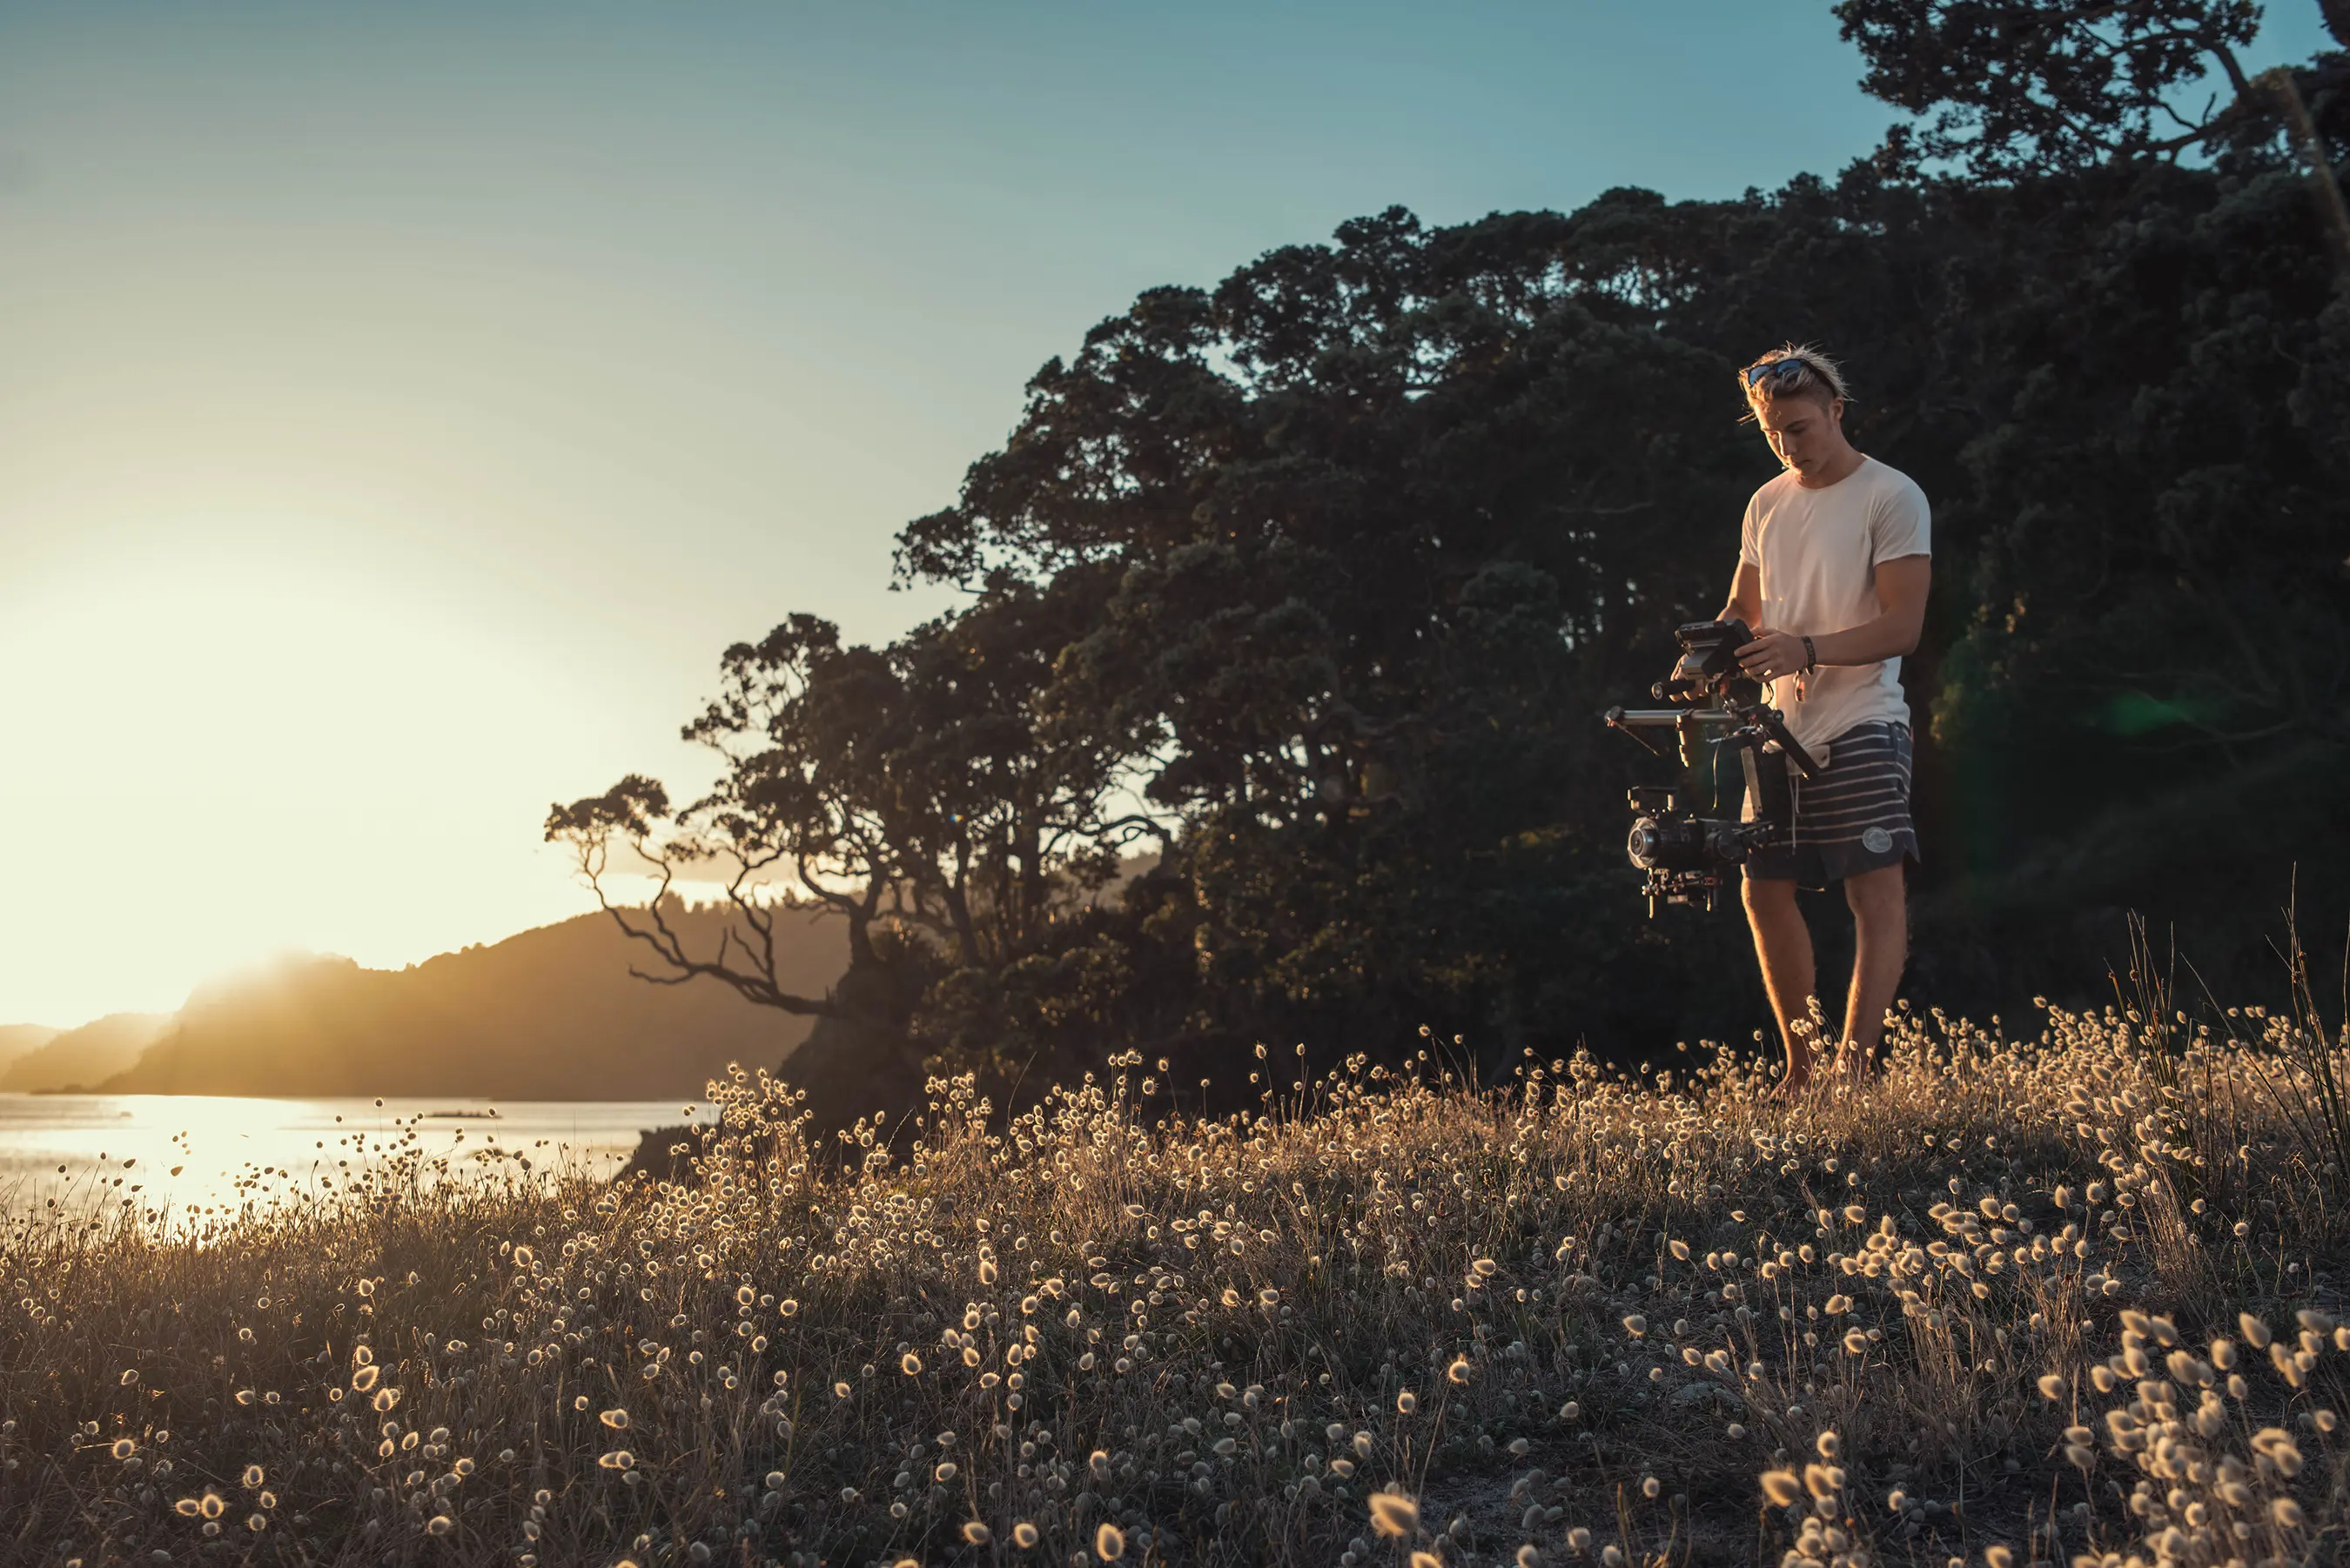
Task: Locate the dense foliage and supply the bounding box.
[552,2,2349,1123]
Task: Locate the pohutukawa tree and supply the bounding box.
[547,579,1167,1113]
[1836,0,2350,273]
[1834,0,2273,176]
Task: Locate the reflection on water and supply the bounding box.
[0,1094,713,1223]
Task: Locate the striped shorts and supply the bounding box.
[1742,721,1917,888]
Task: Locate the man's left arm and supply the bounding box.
[1813,554,1930,665]
[1736,555,1929,679]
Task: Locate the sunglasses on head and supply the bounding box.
[1744,357,1827,390]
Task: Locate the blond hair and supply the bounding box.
[1739,344,1851,420]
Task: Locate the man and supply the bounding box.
[1718,345,1930,1096]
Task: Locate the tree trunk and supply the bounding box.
[764,955,930,1142]
[2263,66,2350,291]
[943,873,982,967]
[843,884,881,970]
[619,940,930,1187]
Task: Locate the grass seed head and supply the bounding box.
[1370,1489,1421,1537]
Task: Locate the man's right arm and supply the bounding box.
[1722,561,1761,629]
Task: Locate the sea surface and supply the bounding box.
[0,1093,715,1224]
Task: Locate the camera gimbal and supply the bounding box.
[1602,620,1820,915]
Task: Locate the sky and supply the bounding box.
[1,1,2333,1030]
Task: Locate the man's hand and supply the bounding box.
[1737,627,1809,681]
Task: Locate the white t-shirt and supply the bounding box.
[1737,455,1930,755]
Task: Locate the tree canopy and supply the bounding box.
[553,0,2349,1127]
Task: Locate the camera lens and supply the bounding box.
[1627,814,1706,870]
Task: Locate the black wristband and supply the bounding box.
[1802,635,1817,672]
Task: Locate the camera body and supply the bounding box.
[1622,786,1776,914]
[1603,620,1818,915]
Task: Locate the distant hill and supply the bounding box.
[96,902,844,1100]
[0,1023,61,1074]
[2,1015,172,1093]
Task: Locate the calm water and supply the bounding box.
[0,1093,715,1223]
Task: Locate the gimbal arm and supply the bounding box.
[1743,706,1820,778]
[1602,702,1820,777]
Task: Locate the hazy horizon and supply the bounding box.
[3,0,2330,1029]
[0,894,813,1034]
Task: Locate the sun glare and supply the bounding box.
[0,545,618,1029]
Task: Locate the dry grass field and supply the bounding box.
[5,987,2348,1568]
